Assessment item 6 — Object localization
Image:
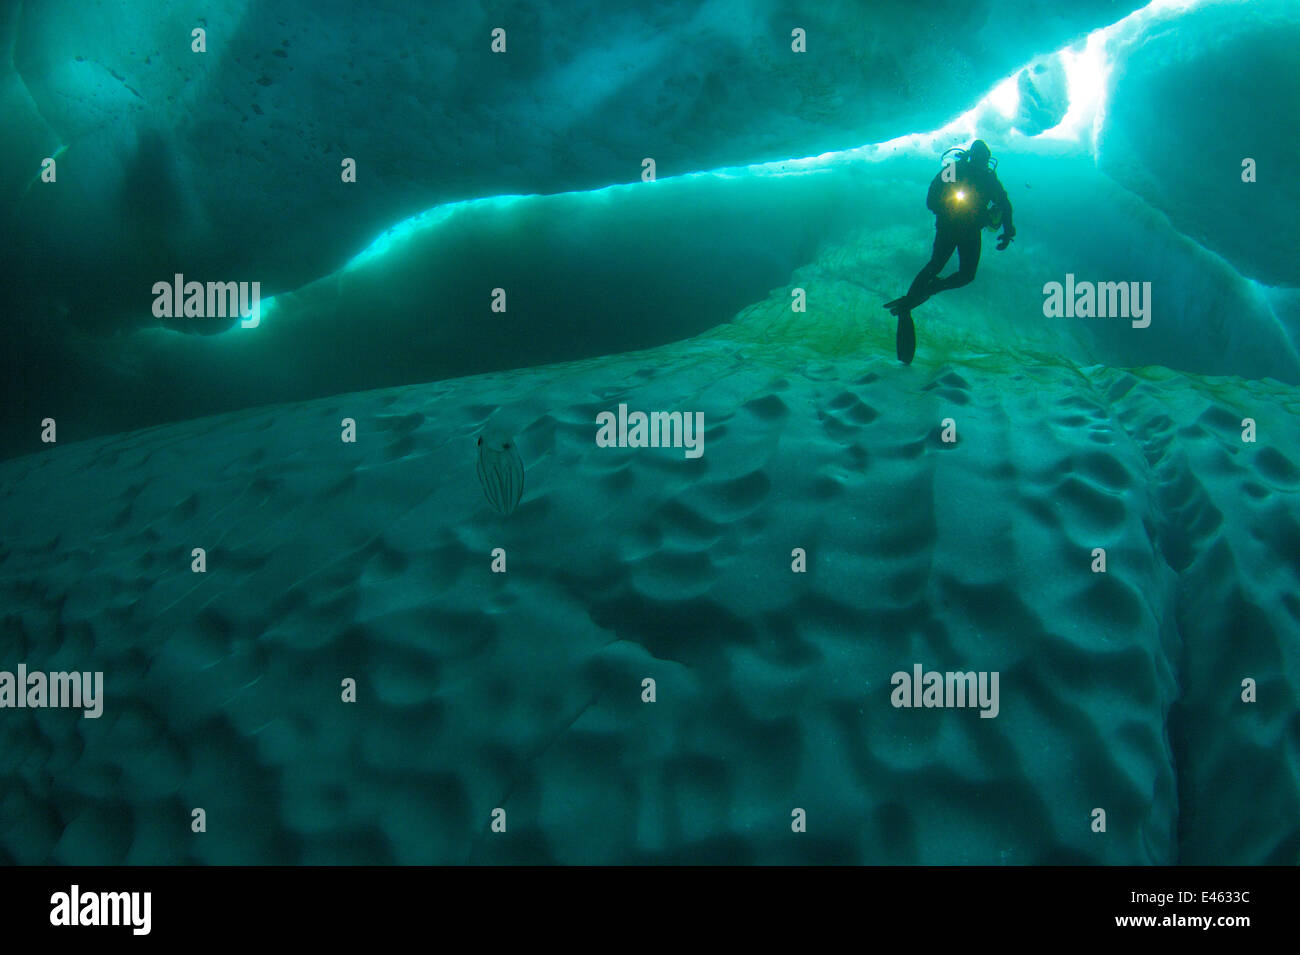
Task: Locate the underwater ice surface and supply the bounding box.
[0,0,1297,863]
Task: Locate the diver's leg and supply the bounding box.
[930,229,982,294]
[894,229,957,310]
[895,307,916,363]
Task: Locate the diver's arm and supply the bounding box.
[990,175,1014,234]
[990,174,1015,248]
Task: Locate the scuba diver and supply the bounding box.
[884,139,1015,363]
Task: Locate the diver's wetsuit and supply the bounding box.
[901,158,1013,310]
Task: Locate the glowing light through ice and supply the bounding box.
[333,0,1219,278]
[243,294,275,329]
[345,204,462,270]
[989,76,1021,119]
[1036,33,1111,145]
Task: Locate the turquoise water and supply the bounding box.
[1,0,1297,865]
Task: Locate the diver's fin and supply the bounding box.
[895,308,916,364]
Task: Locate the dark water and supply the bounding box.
[1,0,1297,866]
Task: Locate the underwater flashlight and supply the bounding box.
[954,190,966,201]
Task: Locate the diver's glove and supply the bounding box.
[996,229,1015,251]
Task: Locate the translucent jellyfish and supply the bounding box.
[476,430,525,515]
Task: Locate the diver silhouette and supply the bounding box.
[884,139,1015,363]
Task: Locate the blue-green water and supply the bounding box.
[1,0,1297,865]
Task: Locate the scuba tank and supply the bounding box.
[939,144,1001,230]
